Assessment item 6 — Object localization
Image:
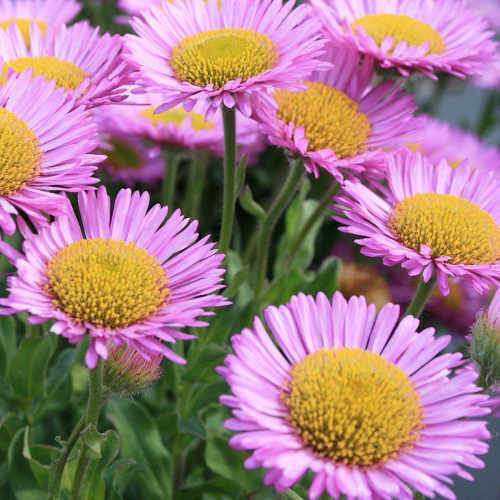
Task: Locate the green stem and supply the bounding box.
[219,105,237,254]
[71,360,104,500]
[183,153,208,219]
[162,149,179,210]
[48,416,86,500]
[254,157,304,300]
[405,276,437,318]
[286,181,340,266]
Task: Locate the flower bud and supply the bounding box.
[103,344,162,397]
[469,289,500,390]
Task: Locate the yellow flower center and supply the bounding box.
[45,238,169,329]
[338,262,391,310]
[141,106,215,131]
[0,107,41,196]
[0,18,47,47]
[170,27,277,89]
[2,56,88,91]
[274,81,371,158]
[106,139,142,171]
[390,193,500,264]
[352,14,446,54]
[284,348,422,466]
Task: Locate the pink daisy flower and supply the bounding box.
[218,291,491,499]
[99,134,163,186]
[98,93,265,163]
[407,115,500,176]
[0,21,130,108]
[125,0,329,116]
[335,150,500,295]
[254,47,418,180]
[469,0,500,29]
[0,0,80,45]
[0,71,101,235]
[309,0,497,79]
[0,186,229,368]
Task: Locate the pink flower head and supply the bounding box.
[254,47,419,180]
[97,93,265,163]
[218,291,491,499]
[125,0,329,116]
[0,0,80,42]
[99,135,163,186]
[0,186,229,368]
[0,71,101,235]
[408,115,500,177]
[335,150,500,295]
[309,0,497,79]
[0,21,130,108]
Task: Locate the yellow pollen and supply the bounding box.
[0,18,47,47]
[390,193,500,264]
[274,82,371,158]
[45,238,169,329]
[352,14,445,54]
[106,139,142,171]
[141,106,215,131]
[170,27,277,89]
[284,348,422,466]
[0,107,40,196]
[338,262,392,310]
[2,56,88,91]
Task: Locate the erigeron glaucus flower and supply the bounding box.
[0,0,80,46]
[99,135,163,186]
[98,95,265,163]
[218,291,491,499]
[0,71,101,235]
[407,115,500,175]
[254,47,418,180]
[0,21,129,108]
[309,0,497,79]
[0,187,229,368]
[125,0,329,116]
[335,150,500,295]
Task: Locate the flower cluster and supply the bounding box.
[0,0,497,498]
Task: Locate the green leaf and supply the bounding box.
[22,427,56,489]
[0,316,16,378]
[239,186,266,221]
[7,337,56,403]
[106,399,173,499]
[104,459,141,499]
[205,437,262,494]
[274,197,323,275]
[304,257,340,297]
[7,427,45,500]
[260,269,307,308]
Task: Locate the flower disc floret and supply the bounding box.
[45,238,169,329]
[285,347,422,466]
[390,193,500,265]
[275,81,371,158]
[0,107,40,195]
[171,28,278,89]
[352,14,445,54]
[2,56,88,91]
